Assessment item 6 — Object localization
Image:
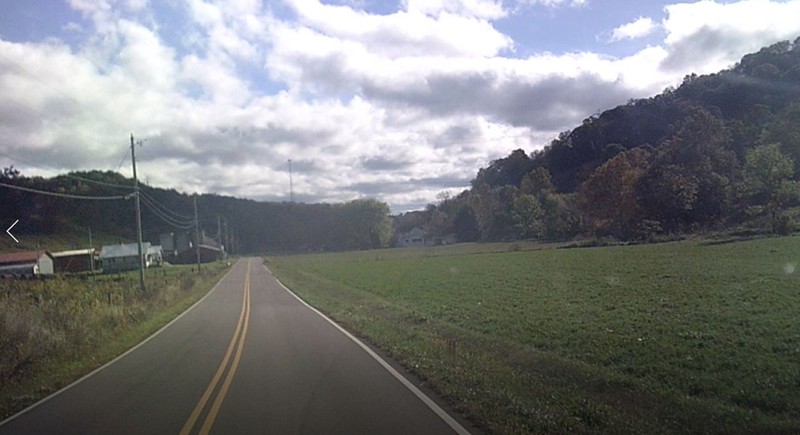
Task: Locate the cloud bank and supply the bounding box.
[1,0,799,211]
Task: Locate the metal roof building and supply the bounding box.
[0,251,55,277]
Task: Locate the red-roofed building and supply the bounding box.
[0,251,55,277]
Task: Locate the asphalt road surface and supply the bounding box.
[0,258,469,435]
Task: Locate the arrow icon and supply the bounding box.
[6,219,19,243]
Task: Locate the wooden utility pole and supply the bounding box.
[217,214,221,247]
[88,226,95,274]
[131,134,146,293]
[222,216,228,256]
[194,194,201,271]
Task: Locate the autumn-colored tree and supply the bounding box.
[578,147,651,238]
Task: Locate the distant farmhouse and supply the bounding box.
[397,227,427,248]
[0,251,55,277]
[51,248,96,274]
[99,243,163,274]
[395,227,456,248]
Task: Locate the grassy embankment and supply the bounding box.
[0,261,230,420]
[267,237,800,434]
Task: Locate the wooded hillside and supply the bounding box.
[0,168,392,253]
[411,38,800,242]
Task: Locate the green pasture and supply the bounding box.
[267,237,800,434]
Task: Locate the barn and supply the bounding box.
[0,251,55,277]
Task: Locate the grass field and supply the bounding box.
[0,261,230,420]
[267,237,800,434]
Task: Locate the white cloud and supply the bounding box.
[610,17,657,42]
[517,0,587,7]
[660,0,800,73]
[282,0,512,59]
[403,0,507,19]
[3,0,800,212]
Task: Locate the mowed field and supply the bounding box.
[266,237,800,434]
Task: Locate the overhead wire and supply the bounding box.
[0,181,132,200]
[139,194,194,226]
[139,194,195,229]
[140,190,194,221]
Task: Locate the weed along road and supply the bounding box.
[0,258,468,434]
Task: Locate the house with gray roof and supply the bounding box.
[99,242,162,274]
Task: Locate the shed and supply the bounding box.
[0,251,55,277]
[146,245,163,267]
[51,248,96,273]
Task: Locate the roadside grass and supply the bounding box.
[0,261,230,420]
[266,237,800,434]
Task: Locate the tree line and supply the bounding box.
[0,168,392,253]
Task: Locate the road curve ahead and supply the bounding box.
[0,258,468,435]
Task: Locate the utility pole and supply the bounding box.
[217,214,221,247]
[88,226,95,274]
[222,216,228,256]
[131,134,146,293]
[194,194,201,272]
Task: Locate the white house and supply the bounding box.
[397,227,427,247]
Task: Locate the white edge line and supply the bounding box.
[264,264,471,435]
[0,262,240,428]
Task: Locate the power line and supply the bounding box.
[0,181,132,200]
[140,190,194,221]
[140,201,195,229]
[139,194,195,228]
[115,149,130,171]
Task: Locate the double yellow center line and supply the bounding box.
[180,261,252,435]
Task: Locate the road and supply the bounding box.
[0,258,469,434]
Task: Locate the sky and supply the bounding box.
[1,0,800,212]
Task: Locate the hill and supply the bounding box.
[0,168,392,254]
[414,37,800,242]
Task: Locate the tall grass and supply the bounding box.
[0,264,228,418]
